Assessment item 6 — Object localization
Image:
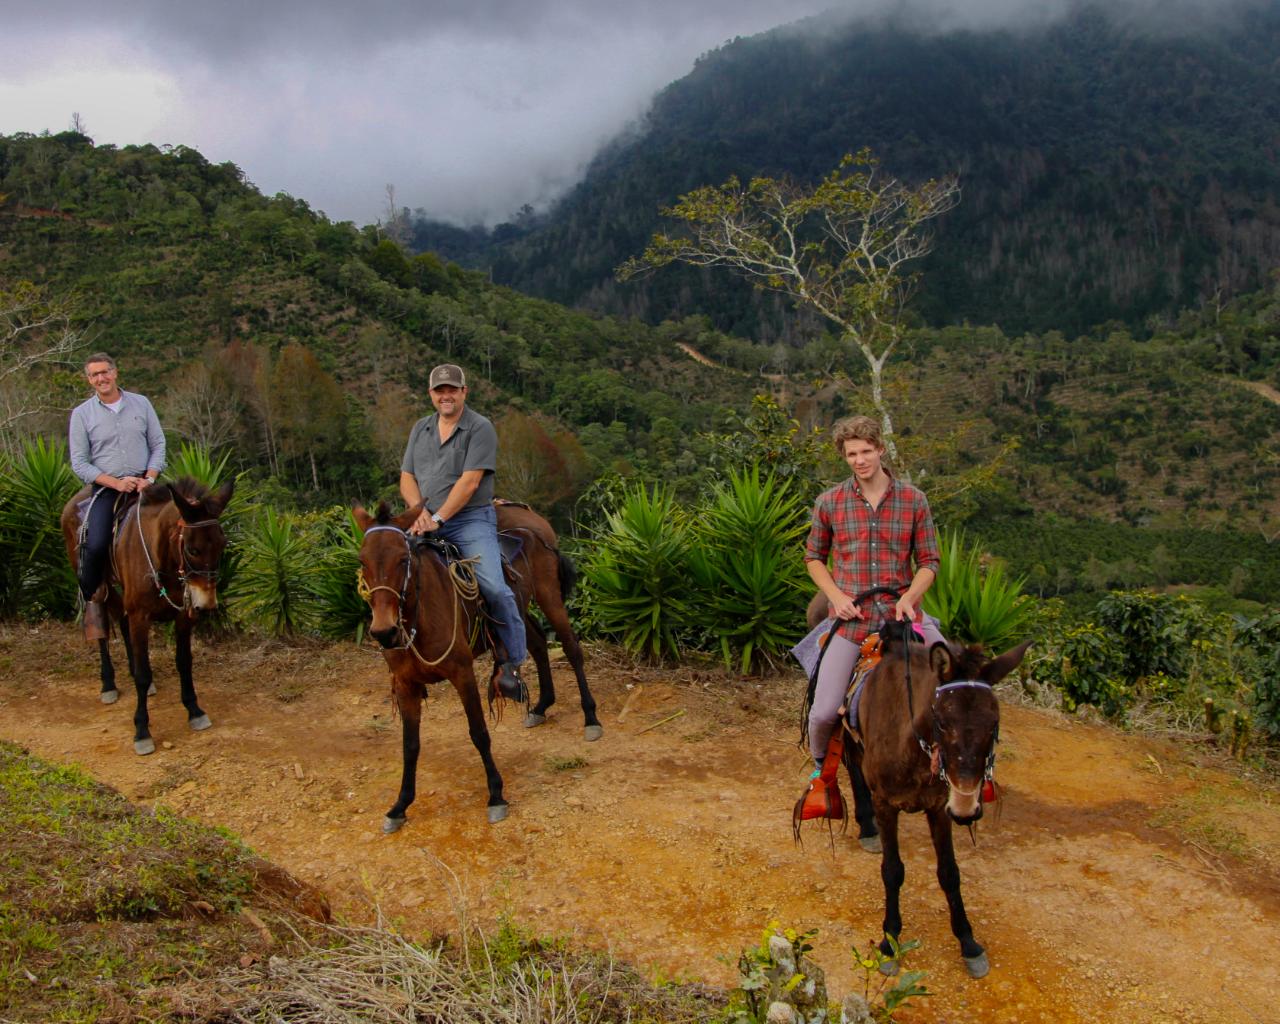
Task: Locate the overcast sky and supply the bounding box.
[0,0,1256,227]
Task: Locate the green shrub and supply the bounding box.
[1041,623,1129,717]
[579,484,692,662]
[1241,611,1280,738]
[0,437,80,618]
[226,508,318,635]
[922,530,1035,650]
[310,508,369,641]
[687,466,809,673]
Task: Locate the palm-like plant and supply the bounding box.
[923,529,1035,651]
[226,508,318,636]
[0,437,80,618]
[310,507,370,641]
[580,484,692,662]
[688,466,810,674]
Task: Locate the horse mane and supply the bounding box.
[139,477,212,506]
[374,501,393,525]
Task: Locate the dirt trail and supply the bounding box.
[2,623,1278,1024]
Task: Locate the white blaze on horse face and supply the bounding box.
[188,581,218,610]
[946,776,983,820]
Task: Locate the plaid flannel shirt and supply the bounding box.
[804,474,940,644]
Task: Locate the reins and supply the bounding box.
[135,502,222,612]
[359,526,481,667]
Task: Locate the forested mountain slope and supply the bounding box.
[433,2,1280,338]
[3,130,1279,605]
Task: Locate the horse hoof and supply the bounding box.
[488,804,509,824]
[382,816,407,834]
[100,689,119,705]
[189,714,212,731]
[134,738,156,756]
[584,724,604,742]
[964,952,990,979]
[524,712,547,729]
[878,959,899,977]
[147,683,158,697]
[858,834,882,854]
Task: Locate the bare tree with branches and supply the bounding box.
[618,150,959,460]
[0,282,86,451]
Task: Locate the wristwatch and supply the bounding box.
[430,511,444,524]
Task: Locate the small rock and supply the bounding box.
[766,1003,797,1024]
[293,763,304,780]
[401,894,424,908]
[162,741,174,750]
[563,797,582,808]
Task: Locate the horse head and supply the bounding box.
[354,501,420,648]
[142,478,234,612]
[928,638,1032,825]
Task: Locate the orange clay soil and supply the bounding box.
[2,621,1278,1024]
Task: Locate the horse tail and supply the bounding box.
[557,551,577,601]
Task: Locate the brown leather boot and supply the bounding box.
[83,600,107,642]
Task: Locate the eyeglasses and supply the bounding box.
[87,369,115,378]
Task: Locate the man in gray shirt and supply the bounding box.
[400,363,526,701]
[68,352,166,639]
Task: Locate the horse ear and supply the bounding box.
[392,502,421,532]
[207,479,235,516]
[352,506,374,532]
[982,639,1033,685]
[167,483,201,521]
[930,641,956,682]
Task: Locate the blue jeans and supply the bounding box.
[79,486,118,600]
[437,505,526,664]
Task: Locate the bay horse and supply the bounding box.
[354,501,599,833]
[60,478,234,755]
[843,618,1030,978]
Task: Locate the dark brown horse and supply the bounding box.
[60,478,234,755]
[843,620,1030,978]
[495,502,601,741]
[355,501,599,833]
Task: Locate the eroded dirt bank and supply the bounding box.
[2,623,1277,1024]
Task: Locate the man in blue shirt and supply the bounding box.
[68,353,166,639]
[400,363,526,701]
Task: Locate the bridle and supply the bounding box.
[137,505,223,612]
[902,642,998,796]
[358,525,478,667]
[929,680,999,798]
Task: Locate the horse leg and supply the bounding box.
[116,610,152,696]
[928,806,988,978]
[175,616,211,732]
[127,615,156,756]
[842,742,880,852]
[383,684,422,834]
[97,636,118,703]
[876,805,906,969]
[536,581,602,741]
[454,667,508,823]
[523,615,556,728]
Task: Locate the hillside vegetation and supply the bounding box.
[2,130,1279,607]
[425,2,1280,339]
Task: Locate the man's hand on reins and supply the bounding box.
[894,594,918,622]
[408,509,439,535]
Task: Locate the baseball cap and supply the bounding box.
[429,364,467,389]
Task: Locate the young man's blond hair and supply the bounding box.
[831,415,883,454]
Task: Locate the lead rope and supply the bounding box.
[136,504,185,611]
[358,529,482,667]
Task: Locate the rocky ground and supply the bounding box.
[2,621,1277,1024]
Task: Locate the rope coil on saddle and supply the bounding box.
[358,526,482,667]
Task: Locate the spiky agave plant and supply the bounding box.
[923,529,1035,651]
[688,465,810,674]
[226,508,319,636]
[0,437,80,618]
[309,507,370,642]
[580,484,692,663]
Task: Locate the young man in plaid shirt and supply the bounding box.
[804,415,942,776]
